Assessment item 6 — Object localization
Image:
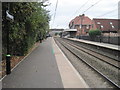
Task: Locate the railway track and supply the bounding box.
[54,38,120,88]
[62,39,120,69]
[64,38,119,62]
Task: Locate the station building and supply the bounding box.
[61,29,77,38]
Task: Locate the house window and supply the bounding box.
[112,25,115,28]
[86,26,89,29]
[97,22,101,24]
[80,24,82,29]
[110,22,113,25]
[86,25,89,29]
[101,25,104,28]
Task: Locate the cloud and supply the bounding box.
[47,0,119,29]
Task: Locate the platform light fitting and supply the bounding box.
[6,10,14,22]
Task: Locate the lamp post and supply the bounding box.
[80,14,84,39]
[108,29,110,43]
[6,9,14,75]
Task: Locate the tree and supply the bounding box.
[2,2,50,57]
[55,33,58,36]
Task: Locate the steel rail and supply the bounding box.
[62,39,120,69]
[55,38,120,88]
[64,38,119,62]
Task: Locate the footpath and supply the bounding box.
[1,37,88,88]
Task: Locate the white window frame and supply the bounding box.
[97,22,101,24]
[101,25,104,28]
[110,22,113,25]
[112,25,115,28]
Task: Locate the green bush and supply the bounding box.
[89,29,101,37]
[55,33,58,36]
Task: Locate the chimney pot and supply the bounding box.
[82,14,85,16]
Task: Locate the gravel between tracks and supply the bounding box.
[61,38,119,86]
[55,38,115,88]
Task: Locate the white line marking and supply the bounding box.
[0,75,6,82]
[53,38,89,88]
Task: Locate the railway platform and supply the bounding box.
[1,37,88,88]
[68,38,119,51]
[67,38,119,61]
[55,37,120,88]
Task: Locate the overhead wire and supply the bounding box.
[52,0,58,28]
[68,0,90,28]
[98,6,120,17]
[51,0,118,29]
[69,1,119,32]
[83,0,102,14]
[109,14,120,17]
[69,0,90,24]
[72,0,89,16]
[72,0,102,27]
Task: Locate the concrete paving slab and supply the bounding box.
[2,38,63,88]
[52,37,89,88]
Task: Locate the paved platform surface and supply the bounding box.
[1,37,88,88]
[68,38,119,51]
[52,38,88,88]
[2,38,63,88]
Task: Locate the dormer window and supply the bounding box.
[110,22,113,25]
[97,22,101,24]
[112,25,115,28]
[101,25,104,28]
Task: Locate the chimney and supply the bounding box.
[79,14,85,17]
[82,14,85,16]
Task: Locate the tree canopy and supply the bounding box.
[2,2,50,57]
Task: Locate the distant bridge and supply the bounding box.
[49,29,64,36]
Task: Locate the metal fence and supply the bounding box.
[77,35,120,45]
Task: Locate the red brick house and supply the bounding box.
[69,14,120,36]
[91,19,120,36]
[69,14,92,36]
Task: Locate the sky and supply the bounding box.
[45,0,119,29]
